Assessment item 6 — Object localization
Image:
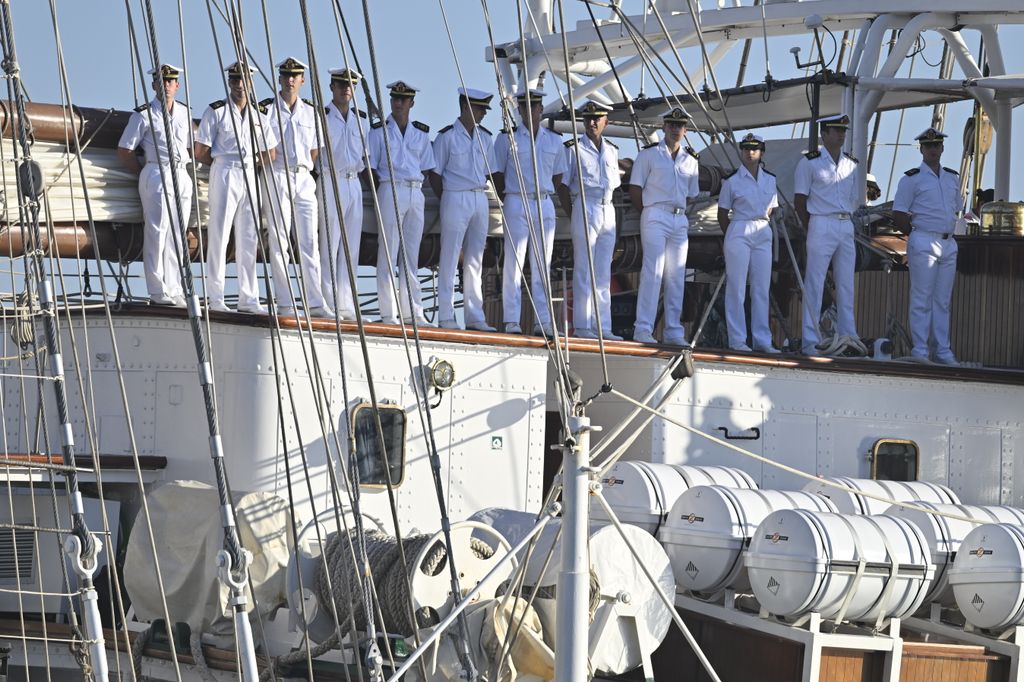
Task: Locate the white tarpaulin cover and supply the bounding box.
[123,480,293,634]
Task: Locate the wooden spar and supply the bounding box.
[0,100,133,148]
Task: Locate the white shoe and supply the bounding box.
[574,328,598,339]
[729,344,753,352]
[633,330,657,344]
[402,316,434,328]
[276,306,296,318]
[308,306,335,319]
[466,321,497,332]
[934,355,960,367]
[664,335,690,348]
[336,309,357,321]
[208,301,232,313]
[533,322,554,337]
[504,322,522,335]
[905,353,933,364]
[150,295,176,306]
[754,345,782,354]
[170,296,187,308]
[237,303,268,315]
[439,319,461,330]
[604,332,624,341]
[379,316,400,325]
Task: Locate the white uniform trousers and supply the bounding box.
[801,215,858,350]
[438,189,489,325]
[139,163,192,300]
[263,169,326,310]
[570,196,616,334]
[635,206,689,338]
[205,161,260,307]
[376,182,425,322]
[502,194,556,326]
[724,219,773,349]
[907,230,958,359]
[319,174,364,316]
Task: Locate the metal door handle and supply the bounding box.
[716,426,760,441]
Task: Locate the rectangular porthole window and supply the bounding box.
[871,439,920,482]
[350,402,407,488]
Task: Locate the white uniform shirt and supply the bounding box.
[493,126,567,195]
[629,140,700,207]
[322,104,368,175]
[718,165,778,221]
[565,135,620,203]
[118,97,193,166]
[196,100,277,163]
[266,96,320,172]
[892,162,962,234]
[432,120,495,191]
[793,147,860,215]
[368,116,436,183]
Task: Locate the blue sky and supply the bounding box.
[10,2,1024,201]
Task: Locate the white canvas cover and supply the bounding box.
[123,480,293,634]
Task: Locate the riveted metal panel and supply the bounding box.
[763,413,817,490]
[950,426,1002,504]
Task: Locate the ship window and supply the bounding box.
[351,402,407,488]
[871,439,919,482]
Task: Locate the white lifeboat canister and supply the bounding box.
[746,510,934,624]
[886,503,1024,607]
[658,487,836,596]
[591,462,757,535]
[802,477,960,515]
[948,523,1024,631]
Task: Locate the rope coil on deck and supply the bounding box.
[319,529,496,637]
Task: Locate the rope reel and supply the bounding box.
[287,512,514,644]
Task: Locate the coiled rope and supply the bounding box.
[318,530,496,637]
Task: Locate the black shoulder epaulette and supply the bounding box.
[762,168,776,177]
[904,168,920,176]
[564,138,576,148]
[500,126,517,134]
[804,149,821,159]
[438,124,454,134]
[642,141,658,149]
[844,151,859,163]
[210,99,226,110]
[371,120,384,129]
[943,166,959,175]
[324,105,331,115]
[606,140,618,149]
[302,98,314,107]
[413,121,429,133]
[685,145,698,159]
[259,97,274,108]
[722,168,738,181]
[479,124,492,135]
[256,101,268,115]
[134,102,149,113]
[358,109,367,118]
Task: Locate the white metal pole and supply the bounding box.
[555,415,594,682]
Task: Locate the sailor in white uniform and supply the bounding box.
[262,57,332,318]
[194,62,276,315]
[492,87,567,336]
[117,64,193,307]
[429,87,497,332]
[892,127,962,366]
[368,80,437,326]
[627,107,700,346]
[793,113,862,355]
[318,67,368,320]
[561,101,621,340]
[717,133,779,353]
